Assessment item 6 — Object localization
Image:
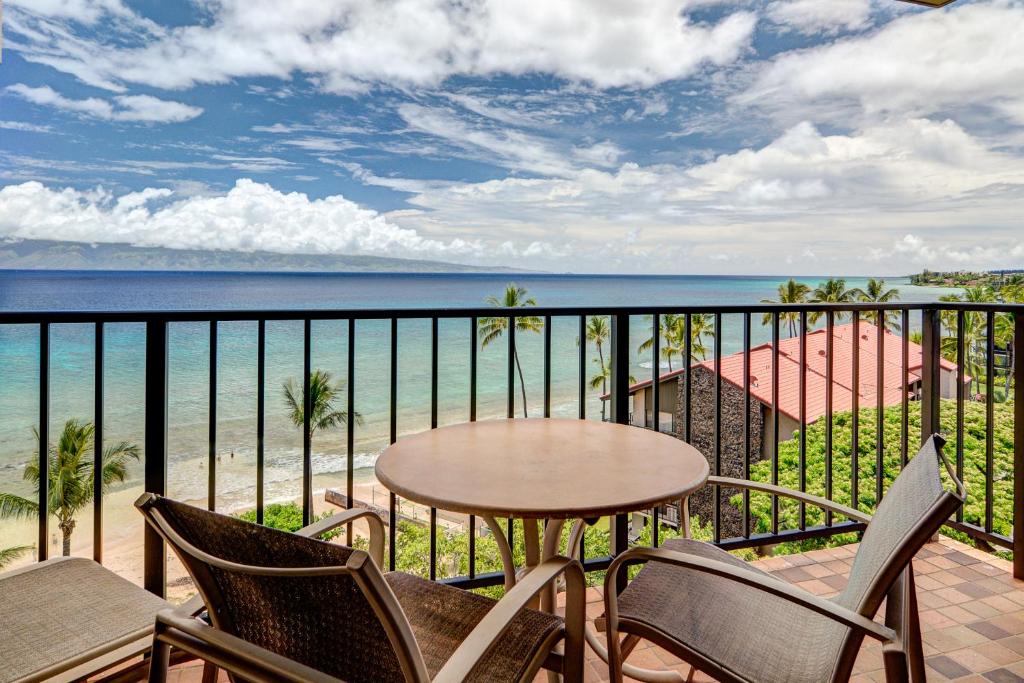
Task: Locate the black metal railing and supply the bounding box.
[1,301,1021,596]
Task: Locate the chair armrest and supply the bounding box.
[708,476,872,524]
[299,508,385,567]
[433,557,585,683]
[153,608,342,683]
[604,546,897,645]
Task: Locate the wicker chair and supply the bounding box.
[599,434,965,683]
[135,494,584,683]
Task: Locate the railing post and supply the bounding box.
[38,323,50,561]
[1013,312,1023,579]
[610,313,631,592]
[920,308,942,442]
[144,320,169,597]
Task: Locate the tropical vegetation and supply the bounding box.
[637,313,715,371]
[236,502,342,541]
[479,284,544,417]
[739,400,1014,555]
[0,545,31,569]
[850,278,901,331]
[761,278,812,337]
[937,284,1021,400]
[0,419,139,556]
[283,368,363,443]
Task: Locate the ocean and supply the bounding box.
[0,270,953,559]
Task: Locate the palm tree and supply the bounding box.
[637,313,714,372]
[0,419,139,557]
[810,278,855,323]
[761,279,811,338]
[849,278,901,332]
[938,287,995,397]
[283,369,363,443]
[584,316,611,394]
[0,545,31,569]
[479,284,544,418]
[589,358,637,419]
[687,313,715,361]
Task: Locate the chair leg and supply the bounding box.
[201,662,218,683]
[905,571,926,683]
[147,638,171,683]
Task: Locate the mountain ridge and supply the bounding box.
[0,239,533,273]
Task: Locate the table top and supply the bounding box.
[374,418,709,519]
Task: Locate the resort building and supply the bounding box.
[607,322,969,537]
[615,321,966,454]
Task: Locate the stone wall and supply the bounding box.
[673,365,765,539]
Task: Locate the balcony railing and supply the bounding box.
[1,301,1021,596]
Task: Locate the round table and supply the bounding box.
[376,418,709,683]
[375,418,708,594]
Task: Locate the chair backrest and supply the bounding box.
[836,435,965,615]
[136,494,421,683]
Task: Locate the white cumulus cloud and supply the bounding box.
[739,1,1024,127]
[7,0,757,93]
[0,179,518,259]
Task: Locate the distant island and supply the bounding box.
[909,268,1024,288]
[0,239,531,273]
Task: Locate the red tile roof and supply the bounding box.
[613,322,963,423]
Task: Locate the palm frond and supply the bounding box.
[0,492,38,519]
[0,545,32,569]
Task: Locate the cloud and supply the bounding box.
[739,2,1024,127]
[6,84,202,123]
[397,103,577,176]
[0,179,557,260]
[872,232,1024,267]
[9,0,137,25]
[7,1,757,93]
[0,120,54,133]
[766,0,872,35]
[377,118,1024,272]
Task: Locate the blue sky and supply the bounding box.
[1,0,1022,274]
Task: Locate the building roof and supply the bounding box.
[610,322,965,424]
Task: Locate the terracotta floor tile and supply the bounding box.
[966,600,1007,620]
[982,669,1024,683]
[939,603,984,624]
[935,586,974,604]
[969,620,1016,641]
[974,641,1024,667]
[921,608,959,631]
[927,654,973,679]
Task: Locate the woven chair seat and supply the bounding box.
[612,538,849,683]
[0,557,169,683]
[387,571,563,682]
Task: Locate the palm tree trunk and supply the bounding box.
[60,519,75,557]
[513,345,529,418]
[598,343,607,420]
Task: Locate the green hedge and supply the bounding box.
[235,502,343,541]
[736,399,1015,554]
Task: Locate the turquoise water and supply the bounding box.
[0,271,953,515]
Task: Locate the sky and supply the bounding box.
[0,0,1022,275]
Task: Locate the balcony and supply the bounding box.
[0,300,1021,681]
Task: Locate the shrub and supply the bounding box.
[736,399,1014,555]
[235,502,343,541]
